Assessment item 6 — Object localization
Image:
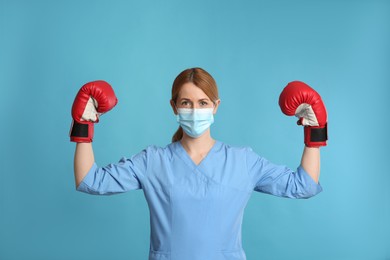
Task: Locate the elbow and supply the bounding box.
[75,181,83,192]
[297,183,323,199]
[74,175,84,192]
[301,189,322,199]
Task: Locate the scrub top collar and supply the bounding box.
[173,140,222,170]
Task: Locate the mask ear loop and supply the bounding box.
[173,103,180,115]
[172,99,179,115]
[211,99,219,113]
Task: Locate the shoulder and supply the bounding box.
[218,141,263,162]
[140,143,175,160]
[216,141,257,159]
[218,141,253,153]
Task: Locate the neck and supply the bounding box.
[180,129,215,154]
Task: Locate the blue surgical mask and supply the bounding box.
[176,108,214,138]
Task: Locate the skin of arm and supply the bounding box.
[300,146,320,183]
[74,143,95,187]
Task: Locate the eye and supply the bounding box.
[180,100,191,107]
[200,101,208,106]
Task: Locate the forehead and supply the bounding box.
[178,82,209,100]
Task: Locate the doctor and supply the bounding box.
[70,67,327,260]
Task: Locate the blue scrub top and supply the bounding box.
[77,141,322,260]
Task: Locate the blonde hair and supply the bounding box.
[171,67,219,142]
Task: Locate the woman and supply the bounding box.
[70,67,326,260]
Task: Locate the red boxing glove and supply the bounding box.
[69,80,118,142]
[279,81,328,147]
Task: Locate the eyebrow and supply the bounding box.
[179,98,210,101]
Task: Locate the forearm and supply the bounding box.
[300,146,320,183]
[74,143,95,187]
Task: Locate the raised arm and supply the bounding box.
[69,80,118,188]
[301,147,320,183]
[74,143,95,187]
[279,81,328,184]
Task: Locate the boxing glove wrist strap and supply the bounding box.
[304,123,328,147]
[70,120,94,142]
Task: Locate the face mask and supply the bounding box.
[176,108,214,138]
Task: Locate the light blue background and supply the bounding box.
[1,0,389,259]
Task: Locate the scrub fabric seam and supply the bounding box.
[244,148,253,190]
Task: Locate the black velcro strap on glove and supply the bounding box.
[310,124,328,142]
[70,121,89,138]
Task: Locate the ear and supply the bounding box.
[213,99,221,114]
[170,100,178,115]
